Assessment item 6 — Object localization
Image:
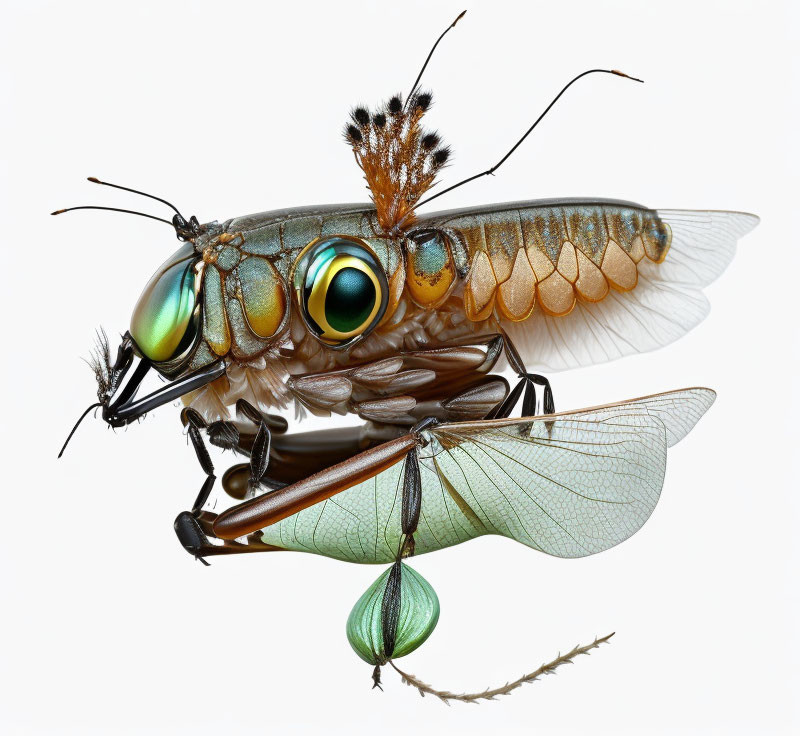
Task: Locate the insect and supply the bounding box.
[55,11,758,701]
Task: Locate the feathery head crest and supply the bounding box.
[344,91,450,235]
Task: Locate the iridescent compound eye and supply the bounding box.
[293,237,388,348]
[130,242,201,364]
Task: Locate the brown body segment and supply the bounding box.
[213,433,418,539]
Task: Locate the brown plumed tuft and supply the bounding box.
[344,93,452,234]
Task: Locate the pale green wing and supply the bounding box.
[543,386,716,448]
[258,389,715,563]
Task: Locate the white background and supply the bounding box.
[1,1,798,733]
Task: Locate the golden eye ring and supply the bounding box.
[292,236,389,348]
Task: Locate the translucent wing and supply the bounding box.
[503,210,758,371]
[258,388,714,563]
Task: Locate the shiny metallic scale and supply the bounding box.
[55,11,758,701]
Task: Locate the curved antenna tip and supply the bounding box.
[612,69,644,83]
[51,209,65,215]
[405,10,468,104]
[58,402,102,458]
[87,176,102,183]
[411,67,645,214]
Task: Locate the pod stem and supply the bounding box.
[388,632,615,704]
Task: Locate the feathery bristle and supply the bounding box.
[345,124,362,143]
[353,107,370,126]
[413,92,433,111]
[421,132,440,150]
[343,93,452,233]
[433,147,450,165]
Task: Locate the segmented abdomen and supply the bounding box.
[418,201,671,320]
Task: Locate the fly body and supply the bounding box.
[55,10,759,700]
[119,197,692,425]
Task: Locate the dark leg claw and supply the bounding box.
[174,511,212,566]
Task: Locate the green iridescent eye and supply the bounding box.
[130,242,200,363]
[293,236,388,348]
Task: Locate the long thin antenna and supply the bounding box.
[58,402,102,458]
[50,206,174,227]
[412,69,643,211]
[405,10,467,105]
[86,176,185,218]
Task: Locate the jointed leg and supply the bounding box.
[174,332,551,556]
[234,399,274,494]
[173,403,285,562]
[487,330,555,419]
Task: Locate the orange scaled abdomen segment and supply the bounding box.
[427,203,672,323]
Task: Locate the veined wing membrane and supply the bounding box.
[257,389,714,563]
[422,414,666,558]
[535,386,716,447]
[503,210,758,371]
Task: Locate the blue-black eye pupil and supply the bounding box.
[324,267,376,332]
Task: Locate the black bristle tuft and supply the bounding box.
[346,124,363,143]
[373,112,386,128]
[433,147,450,165]
[353,107,370,126]
[414,92,433,112]
[421,132,440,150]
[388,96,402,114]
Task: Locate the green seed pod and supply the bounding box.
[346,562,439,665]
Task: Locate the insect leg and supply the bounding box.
[174,409,218,565]
[376,417,435,687]
[172,408,282,562]
[213,434,418,540]
[394,416,438,558]
[172,510,284,562]
[183,409,217,510]
[184,400,284,516]
[233,399,275,492]
[488,373,554,418]
[399,446,421,557]
[488,330,555,418]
